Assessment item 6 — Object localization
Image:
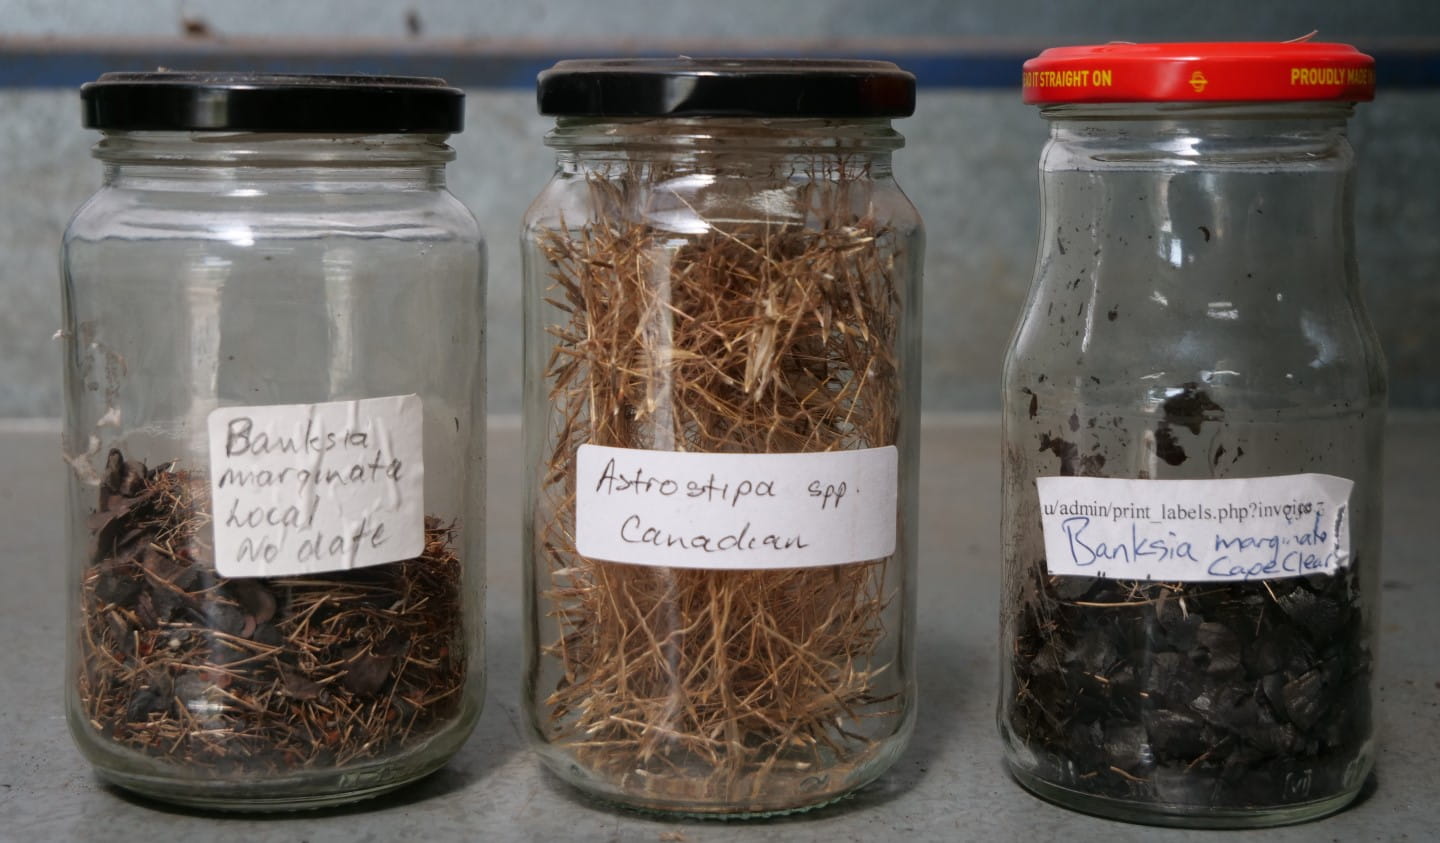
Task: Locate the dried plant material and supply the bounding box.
[1010,566,1370,805]
[1005,389,1371,808]
[533,163,905,808]
[78,450,466,773]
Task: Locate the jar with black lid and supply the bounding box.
[521,59,923,817]
[1000,42,1385,827]
[62,73,485,810]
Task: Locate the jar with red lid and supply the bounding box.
[1000,41,1385,826]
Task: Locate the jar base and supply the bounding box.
[577,785,857,821]
[535,724,912,820]
[73,694,480,812]
[1006,761,1363,829]
[96,757,445,813]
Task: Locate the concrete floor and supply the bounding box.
[2,417,1436,842]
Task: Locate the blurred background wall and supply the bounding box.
[2,1,1437,417]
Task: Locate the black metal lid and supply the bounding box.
[81,72,465,133]
[537,58,916,118]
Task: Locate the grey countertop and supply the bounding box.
[2,417,1436,842]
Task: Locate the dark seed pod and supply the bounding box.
[78,451,465,778]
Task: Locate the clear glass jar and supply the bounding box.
[61,74,485,810]
[1001,44,1384,828]
[521,60,922,817]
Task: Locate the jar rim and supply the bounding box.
[89,131,458,166]
[542,115,906,153]
[1037,101,1357,122]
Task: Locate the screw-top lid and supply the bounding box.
[81,72,465,132]
[1022,40,1375,104]
[537,58,916,118]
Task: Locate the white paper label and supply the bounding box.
[575,444,898,570]
[207,394,425,577]
[1037,473,1353,583]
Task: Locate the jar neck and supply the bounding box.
[546,117,902,176]
[94,132,455,190]
[1032,101,1359,303]
[1040,102,1355,167]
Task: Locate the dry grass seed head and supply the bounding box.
[535,161,903,802]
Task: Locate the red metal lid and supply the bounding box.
[1022,40,1375,104]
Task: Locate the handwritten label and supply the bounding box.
[207,395,424,577]
[1037,473,1352,582]
[575,444,898,570]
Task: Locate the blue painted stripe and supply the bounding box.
[2,42,1438,89]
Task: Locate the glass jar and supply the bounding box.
[1000,43,1385,827]
[61,73,485,810]
[521,59,922,817]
